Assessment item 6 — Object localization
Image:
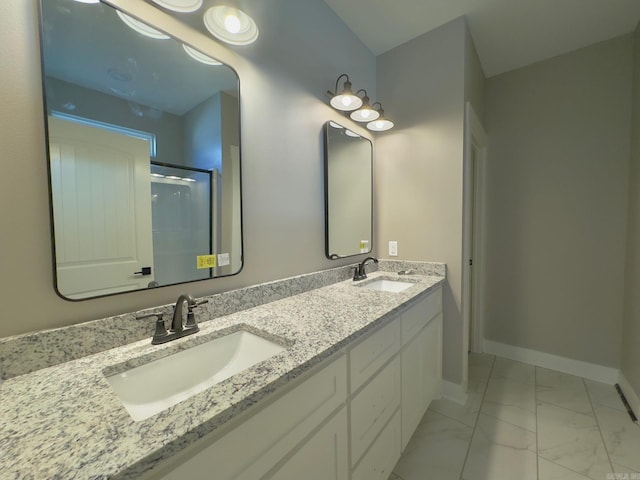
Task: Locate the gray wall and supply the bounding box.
[0,0,375,338]
[375,17,483,385]
[484,35,633,368]
[622,23,640,397]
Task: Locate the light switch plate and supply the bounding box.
[389,241,398,257]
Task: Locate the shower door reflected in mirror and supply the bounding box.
[324,121,373,259]
[39,0,243,299]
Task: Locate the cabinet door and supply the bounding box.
[401,329,424,450]
[423,313,443,408]
[352,410,401,480]
[351,356,401,465]
[267,408,348,480]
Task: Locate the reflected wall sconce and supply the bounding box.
[327,74,394,131]
[146,0,259,46]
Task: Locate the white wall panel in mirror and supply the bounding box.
[324,121,373,259]
[39,0,243,300]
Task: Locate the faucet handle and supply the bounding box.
[137,312,170,344]
[185,299,207,329]
[151,317,169,343]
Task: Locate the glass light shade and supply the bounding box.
[116,11,170,39]
[203,6,259,46]
[182,44,222,65]
[350,106,380,122]
[150,0,203,13]
[330,93,362,111]
[367,118,394,132]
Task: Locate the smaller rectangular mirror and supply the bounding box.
[324,121,373,259]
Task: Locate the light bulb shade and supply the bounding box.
[350,106,380,122]
[150,0,203,13]
[367,118,394,132]
[116,11,170,39]
[203,6,259,46]
[329,80,362,111]
[182,44,222,65]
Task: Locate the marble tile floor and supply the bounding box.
[389,353,640,480]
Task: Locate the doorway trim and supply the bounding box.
[462,102,488,370]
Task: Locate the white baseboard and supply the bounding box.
[617,372,640,419]
[483,339,619,384]
[442,380,468,406]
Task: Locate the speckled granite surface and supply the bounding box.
[0,263,369,379]
[0,265,444,479]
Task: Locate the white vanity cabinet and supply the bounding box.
[148,285,443,480]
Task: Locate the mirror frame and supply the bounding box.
[37,0,244,301]
[323,121,374,260]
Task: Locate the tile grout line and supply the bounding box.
[584,378,616,476]
[458,355,496,480]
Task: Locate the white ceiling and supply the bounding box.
[322,0,640,77]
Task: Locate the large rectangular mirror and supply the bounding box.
[324,121,373,259]
[39,0,242,300]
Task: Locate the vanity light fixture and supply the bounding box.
[327,76,393,131]
[116,11,170,39]
[328,74,363,111]
[182,44,222,65]
[350,90,380,122]
[150,0,203,13]
[203,5,259,45]
[366,103,394,132]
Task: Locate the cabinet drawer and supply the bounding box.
[350,319,401,393]
[401,286,442,345]
[156,354,347,480]
[350,356,401,465]
[352,410,401,480]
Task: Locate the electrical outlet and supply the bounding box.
[389,241,398,257]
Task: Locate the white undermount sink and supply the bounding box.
[105,330,286,421]
[359,278,414,293]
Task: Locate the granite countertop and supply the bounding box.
[0,271,443,479]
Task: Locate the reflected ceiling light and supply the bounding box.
[329,121,344,129]
[367,103,394,132]
[116,11,170,40]
[73,0,100,4]
[150,0,203,13]
[350,90,380,122]
[151,173,165,178]
[203,6,259,45]
[327,74,362,111]
[345,130,360,138]
[182,44,222,65]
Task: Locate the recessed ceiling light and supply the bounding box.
[203,6,259,46]
[116,10,170,40]
[182,44,222,65]
[150,0,203,13]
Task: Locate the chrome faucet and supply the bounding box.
[353,256,378,281]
